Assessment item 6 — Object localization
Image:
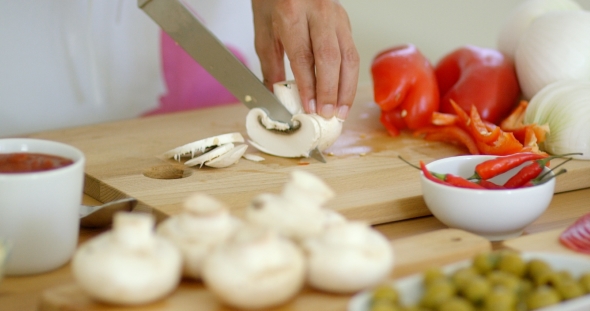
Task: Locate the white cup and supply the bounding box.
[0,138,85,275]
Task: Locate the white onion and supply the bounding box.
[515,11,590,99]
[524,80,590,160]
[497,0,582,61]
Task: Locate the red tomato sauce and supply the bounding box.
[0,152,74,173]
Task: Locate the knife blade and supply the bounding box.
[138,0,326,163]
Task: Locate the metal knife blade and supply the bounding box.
[138,0,326,163]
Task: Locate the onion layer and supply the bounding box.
[524,80,590,160]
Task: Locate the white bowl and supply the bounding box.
[0,138,85,275]
[420,155,555,241]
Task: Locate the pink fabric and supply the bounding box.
[142,31,247,116]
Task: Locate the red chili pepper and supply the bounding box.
[477,179,505,190]
[503,155,575,188]
[434,45,520,125]
[419,161,450,186]
[371,44,440,136]
[419,160,484,189]
[473,152,548,180]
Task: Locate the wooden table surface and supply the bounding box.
[2,84,590,311]
[1,187,589,311]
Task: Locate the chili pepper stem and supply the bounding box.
[532,168,567,186]
[535,157,573,182]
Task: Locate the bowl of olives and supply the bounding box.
[349,251,590,311]
[419,155,556,241]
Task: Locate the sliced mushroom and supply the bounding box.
[246,81,343,158]
[163,132,244,160]
[242,153,265,162]
[71,212,182,305]
[202,144,248,168]
[302,221,395,294]
[156,193,241,280]
[201,225,306,310]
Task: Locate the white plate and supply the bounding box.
[348,252,590,311]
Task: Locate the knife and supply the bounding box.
[138,0,326,163]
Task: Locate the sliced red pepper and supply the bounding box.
[469,105,501,144]
[431,112,458,126]
[435,45,521,124]
[449,99,471,131]
[475,132,523,156]
[371,44,440,136]
[414,125,479,155]
[500,100,528,132]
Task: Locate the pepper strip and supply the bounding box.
[469,105,501,144]
[475,132,523,156]
[414,125,480,155]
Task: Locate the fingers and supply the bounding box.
[252,0,359,120]
[251,0,286,91]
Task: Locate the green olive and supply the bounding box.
[452,266,480,290]
[370,299,402,311]
[579,272,590,293]
[372,284,399,304]
[472,252,499,275]
[439,297,474,311]
[482,287,517,311]
[526,285,561,309]
[555,279,586,300]
[419,278,456,309]
[487,270,521,293]
[497,252,526,277]
[526,259,551,280]
[460,275,491,304]
[422,267,446,287]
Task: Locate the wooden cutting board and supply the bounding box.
[38,228,491,311]
[503,227,590,258]
[24,84,590,225]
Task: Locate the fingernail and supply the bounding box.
[321,104,335,119]
[308,99,317,114]
[336,105,349,120]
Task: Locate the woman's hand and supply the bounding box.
[251,0,359,120]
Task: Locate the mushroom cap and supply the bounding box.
[245,193,327,241]
[72,213,182,305]
[281,170,335,207]
[303,221,395,294]
[157,193,241,279]
[201,226,306,309]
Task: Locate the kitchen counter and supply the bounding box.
[2,84,589,310]
[1,188,589,311]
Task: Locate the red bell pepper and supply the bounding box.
[371,44,440,136]
[434,45,520,125]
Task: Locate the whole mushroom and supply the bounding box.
[201,225,306,310]
[302,221,395,294]
[156,193,241,279]
[246,170,340,241]
[71,212,182,305]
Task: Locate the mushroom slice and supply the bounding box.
[163,132,244,160]
[205,144,248,168]
[201,225,306,310]
[243,153,265,162]
[302,221,395,294]
[157,193,241,279]
[246,81,343,158]
[71,212,182,305]
[184,143,235,167]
